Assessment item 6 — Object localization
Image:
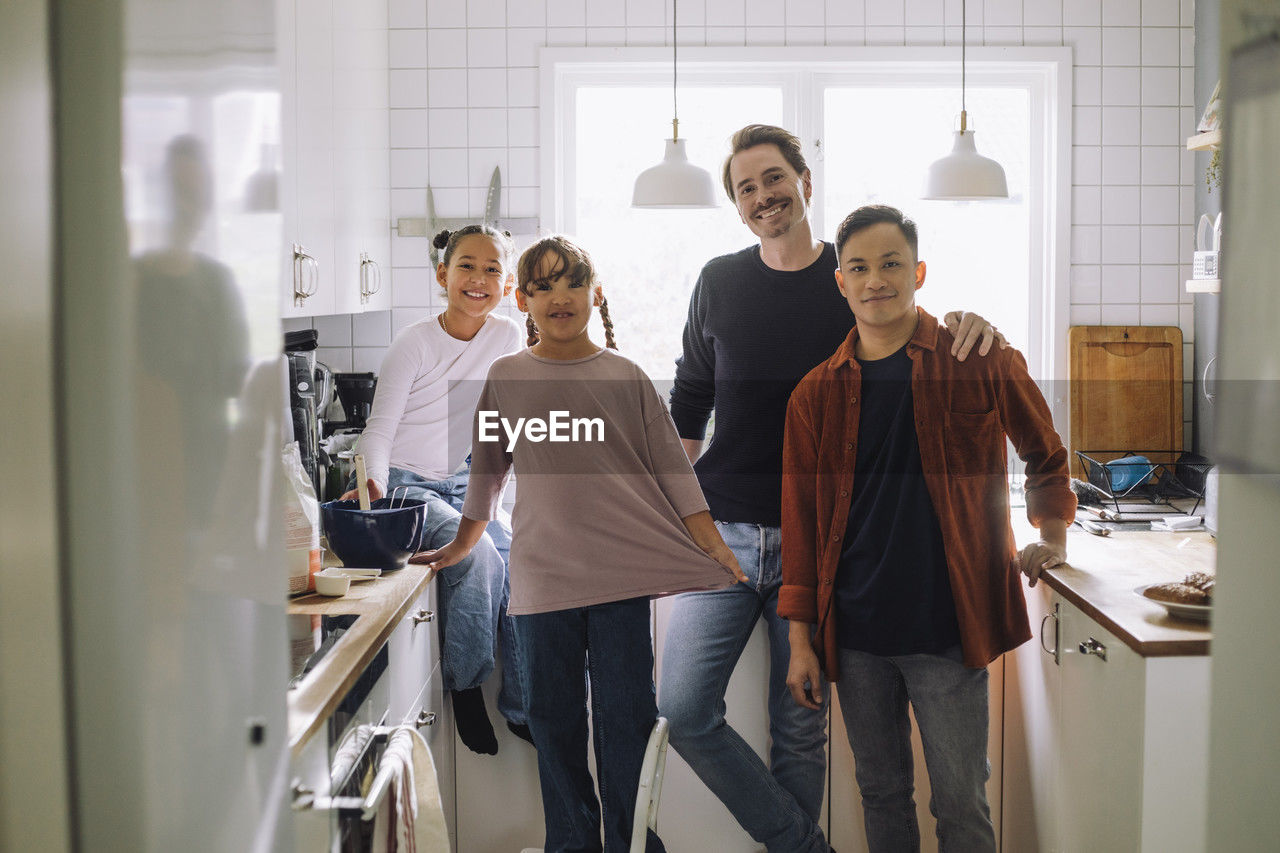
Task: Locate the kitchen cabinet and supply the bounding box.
[278,0,389,318]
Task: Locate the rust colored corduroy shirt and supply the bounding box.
[778,308,1076,674]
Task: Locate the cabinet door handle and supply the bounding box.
[1040,607,1060,665]
[415,710,437,729]
[410,609,434,625]
[359,252,372,303]
[367,258,381,296]
[1078,637,1108,661]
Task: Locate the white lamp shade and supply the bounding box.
[632,138,719,208]
[922,130,1009,200]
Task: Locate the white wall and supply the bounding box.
[285,0,1200,440]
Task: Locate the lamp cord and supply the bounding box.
[672,0,679,138]
[961,0,966,117]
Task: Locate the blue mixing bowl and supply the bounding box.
[321,498,427,571]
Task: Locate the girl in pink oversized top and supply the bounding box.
[414,236,744,852]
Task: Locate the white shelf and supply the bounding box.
[1186,278,1221,293]
[1187,130,1222,150]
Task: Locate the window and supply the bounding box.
[542,47,1070,395]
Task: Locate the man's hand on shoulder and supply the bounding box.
[943,310,1010,361]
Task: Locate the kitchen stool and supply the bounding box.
[518,716,671,853]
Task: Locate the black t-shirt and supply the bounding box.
[835,345,961,656]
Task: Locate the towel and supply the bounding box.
[371,725,450,853]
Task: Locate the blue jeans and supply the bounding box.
[659,522,830,852]
[835,646,995,853]
[383,466,527,725]
[513,597,665,853]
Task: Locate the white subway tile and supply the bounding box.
[1179,68,1194,107]
[466,0,507,27]
[352,347,388,374]
[393,268,435,307]
[1062,0,1100,27]
[388,0,426,29]
[391,233,431,268]
[707,25,747,43]
[1063,26,1101,64]
[1140,145,1179,184]
[787,26,827,44]
[1141,106,1180,146]
[866,0,905,26]
[745,0,785,25]
[1141,303,1179,326]
[1139,185,1179,224]
[281,317,313,334]
[507,147,539,186]
[315,347,353,373]
[1071,225,1101,263]
[1179,147,1193,184]
[983,0,1021,26]
[313,314,353,347]
[1178,304,1194,342]
[747,25,788,42]
[786,0,826,26]
[427,147,469,187]
[1101,26,1140,65]
[1100,106,1140,145]
[1100,264,1141,302]
[906,26,944,45]
[391,186,425,220]
[1179,0,1193,26]
[506,186,539,218]
[1074,67,1101,105]
[1179,105,1196,137]
[675,1,707,26]
[1072,185,1101,224]
[468,109,508,147]
[548,0,586,27]
[467,147,507,188]
[389,29,428,68]
[1100,186,1140,224]
[905,0,944,26]
[427,28,468,68]
[627,0,666,26]
[507,27,545,66]
[984,26,1022,45]
[426,0,466,27]
[1140,224,1181,264]
[677,24,708,44]
[507,107,538,147]
[467,28,507,67]
[1099,303,1140,325]
[824,26,864,44]
[585,26,627,44]
[352,310,392,347]
[1100,226,1140,264]
[626,26,666,45]
[389,69,429,109]
[425,186,468,217]
[708,0,748,26]
[1140,27,1178,65]
[390,148,430,188]
[866,26,905,44]
[1072,145,1102,184]
[1179,27,1194,66]
[1141,0,1179,26]
[1140,264,1180,302]
[1070,304,1102,325]
[467,68,509,107]
[508,0,547,27]
[1024,0,1063,27]
[426,108,467,148]
[1178,186,1194,224]
[1101,68,1140,106]
[1022,26,1063,45]
[1141,67,1180,106]
[1101,0,1139,26]
[427,69,468,108]
[389,109,431,148]
[586,0,626,27]
[1069,264,1102,301]
[1073,106,1101,145]
[1100,145,1140,184]
[825,0,864,25]
[943,0,982,26]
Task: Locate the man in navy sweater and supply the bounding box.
[658,124,1003,852]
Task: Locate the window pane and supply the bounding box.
[572,86,783,380]
[823,86,1031,351]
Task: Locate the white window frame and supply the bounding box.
[541,46,1072,400]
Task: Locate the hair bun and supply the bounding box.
[432,229,451,250]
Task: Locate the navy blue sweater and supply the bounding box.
[670,243,855,524]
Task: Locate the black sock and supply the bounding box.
[505,720,535,746]
[451,687,498,755]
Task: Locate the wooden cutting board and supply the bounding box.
[1068,326,1183,478]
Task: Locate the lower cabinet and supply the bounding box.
[1004,587,1211,852]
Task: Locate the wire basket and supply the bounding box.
[1075,451,1212,517]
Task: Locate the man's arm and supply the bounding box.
[779,381,825,706]
[670,272,716,451]
[681,437,704,463]
[1019,517,1067,587]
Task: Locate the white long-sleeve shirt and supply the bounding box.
[357,313,522,491]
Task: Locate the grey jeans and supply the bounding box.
[835,646,995,853]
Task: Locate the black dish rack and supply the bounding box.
[1074,450,1212,519]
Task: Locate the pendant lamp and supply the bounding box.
[922,0,1009,200]
[631,0,718,208]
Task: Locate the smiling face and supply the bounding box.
[727,143,812,241]
[435,233,513,322]
[514,249,603,357]
[835,221,926,335]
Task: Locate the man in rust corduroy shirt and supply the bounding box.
[779,205,1076,852]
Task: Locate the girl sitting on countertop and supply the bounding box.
[414,235,746,852]
[343,224,525,755]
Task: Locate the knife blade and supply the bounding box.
[484,167,501,226]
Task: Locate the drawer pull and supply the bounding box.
[415,710,437,728]
[411,609,434,625]
[1079,637,1108,661]
[1040,610,1060,664]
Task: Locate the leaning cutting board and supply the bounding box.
[1068,326,1183,479]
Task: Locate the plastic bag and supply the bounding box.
[283,441,322,593]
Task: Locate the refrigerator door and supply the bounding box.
[56,0,292,849]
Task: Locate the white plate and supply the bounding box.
[317,567,381,582]
[1133,584,1211,621]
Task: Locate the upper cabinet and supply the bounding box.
[279,0,389,318]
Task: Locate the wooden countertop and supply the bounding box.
[286,564,436,757]
[1040,524,1215,657]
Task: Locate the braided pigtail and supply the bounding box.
[598,295,618,350]
[525,314,539,347]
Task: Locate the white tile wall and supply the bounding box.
[296,0,1197,446]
